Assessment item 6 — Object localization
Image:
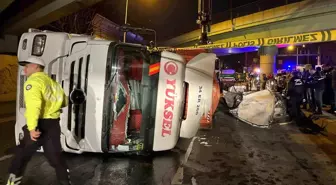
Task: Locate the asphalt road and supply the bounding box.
[179,109,336,185]
[0,151,180,185]
[0,120,182,185]
[1,105,336,185]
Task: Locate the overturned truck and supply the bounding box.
[15,29,217,154]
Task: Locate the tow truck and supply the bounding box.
[14,28,217,154]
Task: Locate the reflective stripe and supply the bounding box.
[44,84,64,102]
[24,72,66,130]
[7,174,22,185]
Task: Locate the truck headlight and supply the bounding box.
[32,35,46,56]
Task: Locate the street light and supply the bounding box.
[287,45,294,51]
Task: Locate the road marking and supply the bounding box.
[0,154,13,162]
[0,116,16,124]
[171,166,184,185]
[191,177,198,185]
[171,137,198,185]
[184,137,197,164]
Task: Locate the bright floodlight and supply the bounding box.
[287,45,294,51]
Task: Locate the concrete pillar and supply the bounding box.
[258,46,278,75]
[317,46,321,65]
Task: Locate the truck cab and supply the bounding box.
[15,29,217,154]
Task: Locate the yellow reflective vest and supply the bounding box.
[24,72,67,131]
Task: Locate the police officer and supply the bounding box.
[287,71,305,123]
[7,57,71,185]
[312,67,325,114]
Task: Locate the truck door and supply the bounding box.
[62,42,90,151]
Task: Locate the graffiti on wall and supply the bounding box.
[0,55,18,102]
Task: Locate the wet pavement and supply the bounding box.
[1,105,336,185]
[179,109,336,185]
[0,151,180,185]
[0,102,183,185]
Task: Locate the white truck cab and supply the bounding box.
[15,29,217,154]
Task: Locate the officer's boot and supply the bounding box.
[6,173,22,185]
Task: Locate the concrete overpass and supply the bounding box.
[163,0,336,48]
[0,0,104,54]
[0,0,14,13]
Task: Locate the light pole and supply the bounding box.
[123,0,129,42]
[296,47,299,66]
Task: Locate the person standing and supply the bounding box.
[312,67,325,114]
[6,57,71,185]
[330,67,336,114]
[260,73,267,90]
[286,71,305,123]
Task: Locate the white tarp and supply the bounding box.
[236,90,275,128]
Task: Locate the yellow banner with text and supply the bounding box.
[152,29,336,52]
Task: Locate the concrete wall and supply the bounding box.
[0,54,18,102]
[0,34,18,54]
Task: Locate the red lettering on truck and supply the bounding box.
[162,79,176,137]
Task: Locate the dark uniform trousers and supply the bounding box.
[8,119,70,183]
[289,97,302,122]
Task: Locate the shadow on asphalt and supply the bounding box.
[296,115,327,135]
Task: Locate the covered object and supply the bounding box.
[224,90,289,128]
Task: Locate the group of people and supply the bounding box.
[273,65,336,123]
[243,65,336,123]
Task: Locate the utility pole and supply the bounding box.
[123,0,129,42]
[197,0,212,45]
[317,46,321,65]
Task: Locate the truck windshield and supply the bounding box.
[103,44,159,152]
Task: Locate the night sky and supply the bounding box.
[94,0,261,41]
[1,0,303,41]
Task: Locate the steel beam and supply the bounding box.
[3,0,103,35]
[0,0,14,13]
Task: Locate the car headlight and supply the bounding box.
[32,35,46,56]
